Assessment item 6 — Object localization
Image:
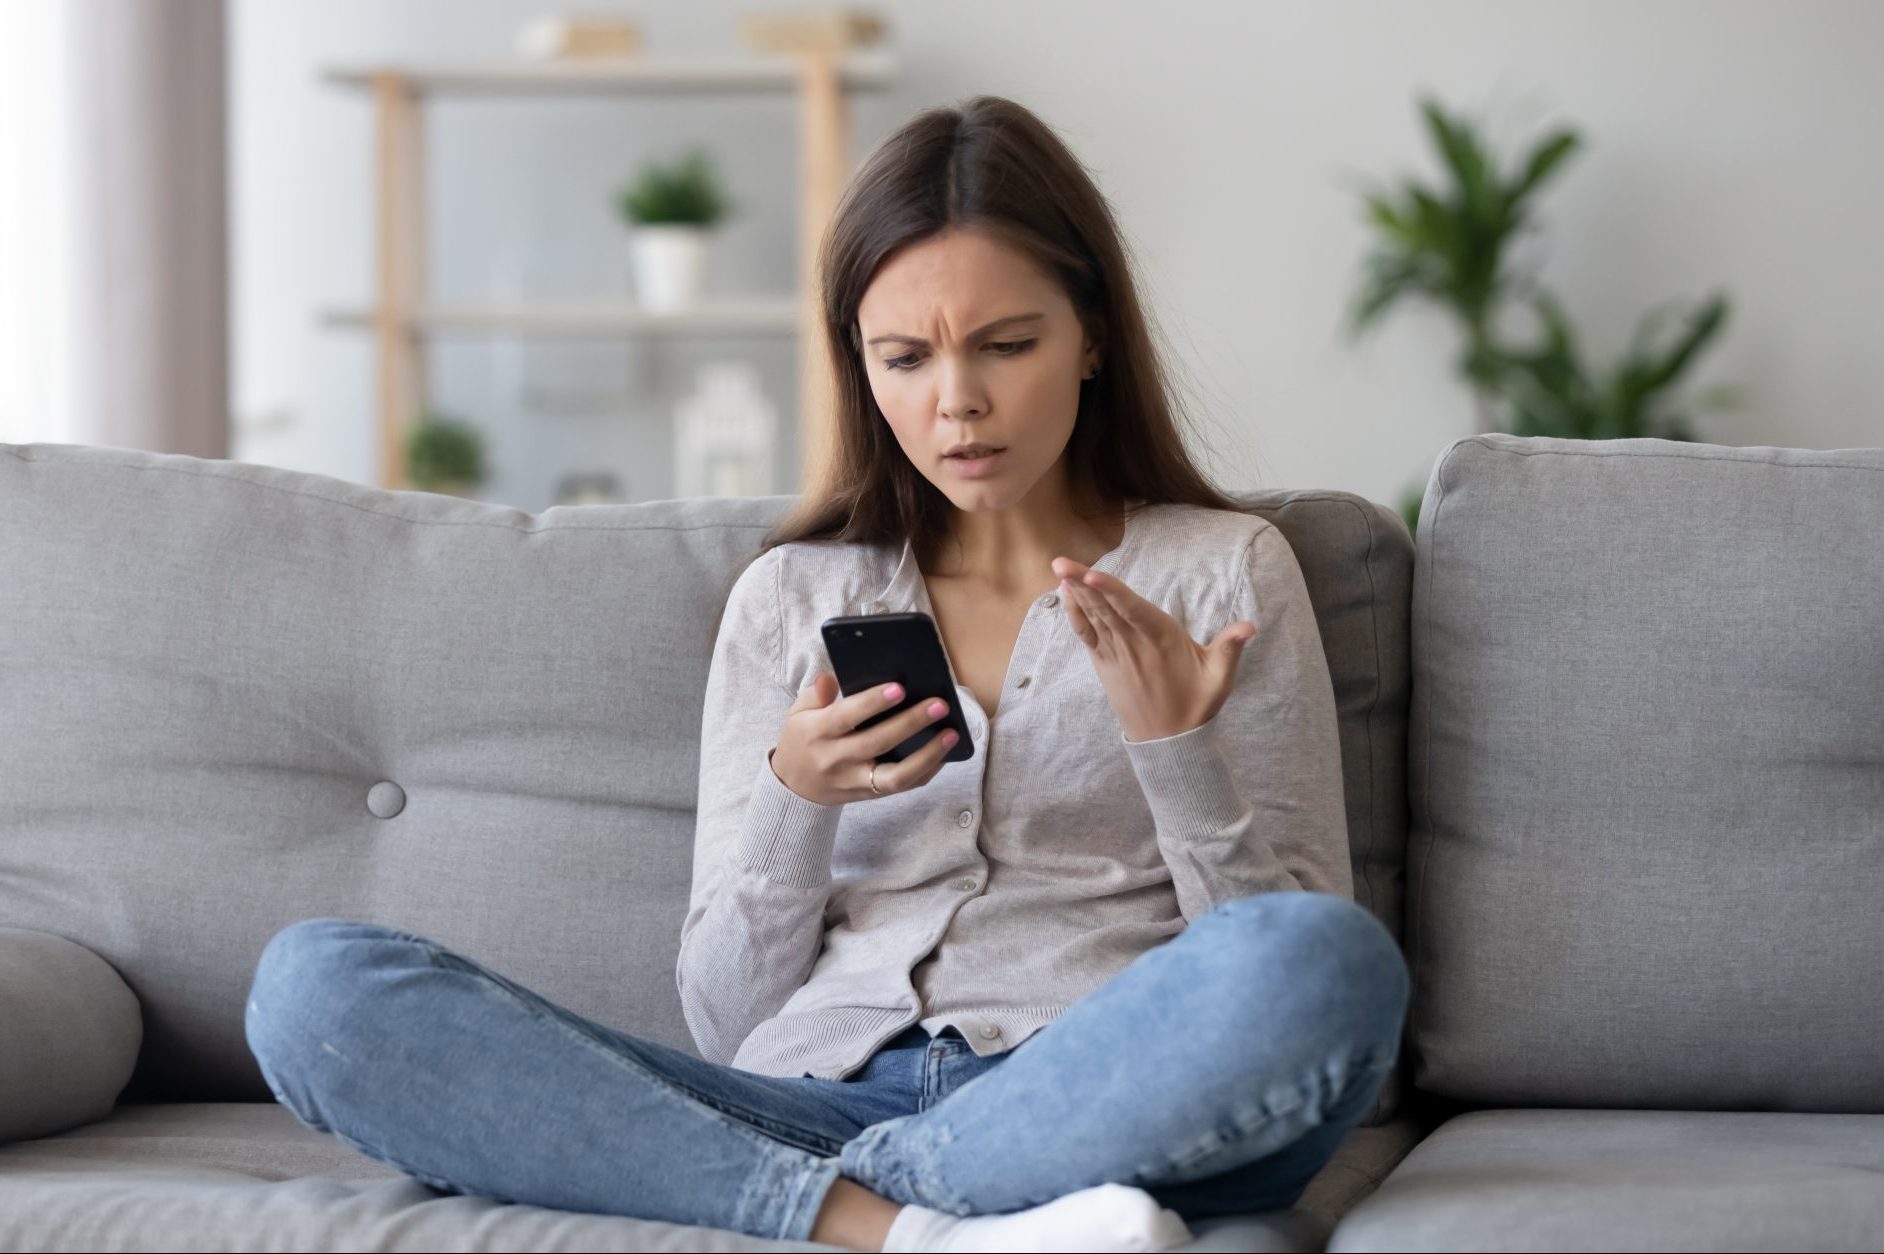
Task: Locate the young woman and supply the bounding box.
[245,96,1410,1253]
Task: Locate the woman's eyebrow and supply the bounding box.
[866,312,1045,348]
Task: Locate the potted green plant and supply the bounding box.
[1346,96,1741,536]
[615,146,735,312]
[404,413,488,498]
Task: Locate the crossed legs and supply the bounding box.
[244,891,1408,1247]
[835,891,1411,1221]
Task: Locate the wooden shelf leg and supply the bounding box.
[372,72,427,490]
[796,52,846,499]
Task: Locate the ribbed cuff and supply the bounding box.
[1121,718,1247,842]
[732,752,844,887]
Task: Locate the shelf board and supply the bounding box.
[321,49,897,96]
[322,298,801,337]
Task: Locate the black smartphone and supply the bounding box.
[819,611,975,764]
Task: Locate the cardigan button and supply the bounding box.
[957,809,974,828]
[1039,593,1059,609]
[978,1023,1001,1040]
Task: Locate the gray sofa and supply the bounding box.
[1,433,1878,1252]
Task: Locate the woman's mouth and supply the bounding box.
[945,448,1006,477]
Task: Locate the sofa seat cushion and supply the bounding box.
[0,1101,1435,1252]
[0,1102,829,1252]
[1325,1107,1884,1251]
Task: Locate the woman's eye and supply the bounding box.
[882,339,1037,372]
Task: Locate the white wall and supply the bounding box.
[0,0,73,445]
[230,0,1884,514]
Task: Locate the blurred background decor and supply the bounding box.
[616,146,736,312]
[1346,95,1743,535]
[298,12,891,501]
[6,1,1873,518]
[403,412,489,498]
[553,469,628,504]
[674,360,779,498]
[736,6,886,55]
[515,14,645,61]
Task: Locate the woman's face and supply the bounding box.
[855,227,1098,514]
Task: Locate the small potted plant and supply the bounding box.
[404,413,488,498]
[615,146,734,312]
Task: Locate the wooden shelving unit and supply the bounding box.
[319,297,801,337]
[319,50,897,492]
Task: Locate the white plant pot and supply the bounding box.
[630,224,709,312]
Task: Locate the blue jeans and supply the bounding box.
[244,890,1408,1244]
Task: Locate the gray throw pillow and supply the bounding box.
[0,927,143,1142]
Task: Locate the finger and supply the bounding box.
[791,671,834,711]
[1063,577,1119,646]
[854,695,952,760]
[897,724,961,790]
[829,678,912,733]
[1069,576,1114,623]
[1061,578,1095,644]
[1210,621,1248,659]
[1077,568,1157,628]
[923,726,961,780]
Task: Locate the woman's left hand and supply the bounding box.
[1051,556,1256,743]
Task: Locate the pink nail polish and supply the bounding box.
[884,684,903,703]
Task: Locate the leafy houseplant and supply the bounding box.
[1347,96,1741,536]
[615,146,736,312]
[404,414,488,498]
[1481,289,1739,443]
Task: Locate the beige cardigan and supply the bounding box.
[678,500,1352,1080]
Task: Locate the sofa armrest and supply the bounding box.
[0,927,142,1142]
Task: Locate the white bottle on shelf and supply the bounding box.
[674,361,777,499]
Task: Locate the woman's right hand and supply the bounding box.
[768,672,959,805]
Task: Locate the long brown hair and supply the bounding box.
[762,94,1252,574]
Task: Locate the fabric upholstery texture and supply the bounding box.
[0,1102,1436,1252]
[3,433,1876,1251]
[1327,1108,1884,1252]
[1403,436,1884,1113]
[0,927,142,1141]
[0,444,1413,1122]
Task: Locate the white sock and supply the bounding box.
[878,1181,1193,1253]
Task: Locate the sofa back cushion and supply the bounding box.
[1,444,771,1100]
[1230,491,1415,1127]
[0,444,1413,1111]
[1406,434,1884,1113]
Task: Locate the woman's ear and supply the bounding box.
[1080,325,1102,379]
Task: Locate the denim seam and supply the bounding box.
[416,943,850,1159]
[324,1119,478,1197]
[922,1044,946,1110]
[848,1056,1401,1218]
[845,1113,969,1215]
[771,1155,844,1243]
[1144,1056,1395,1183]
